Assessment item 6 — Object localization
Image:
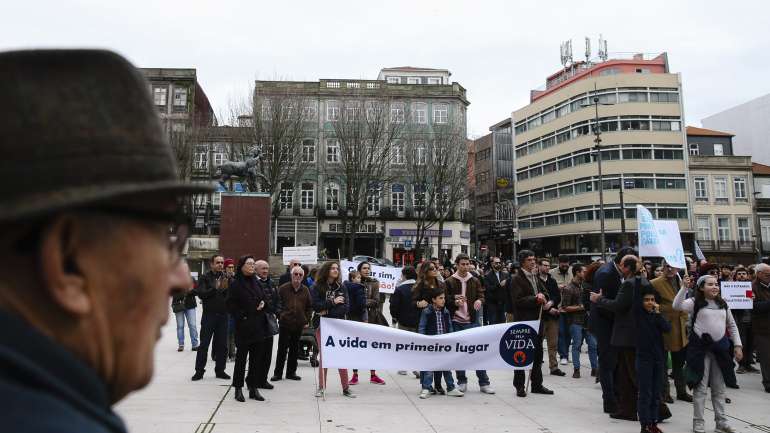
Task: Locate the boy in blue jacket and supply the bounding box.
[417,288,464,399]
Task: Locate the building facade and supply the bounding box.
[141,68,215,135]
[702,93,770,166]
[511,53,692,260]
[753,163,770,257]
[688,127,756,263]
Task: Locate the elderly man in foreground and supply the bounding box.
[0,49,213,432]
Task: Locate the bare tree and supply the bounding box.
[327,98,406,259]
[169,126,208,229]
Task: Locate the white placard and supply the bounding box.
[340,260,401,294]
[282,246,318,265]
[721,281,753,310]
[319,317,539,370]
[637,205,686,269]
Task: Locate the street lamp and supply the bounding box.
[582,86,614,261]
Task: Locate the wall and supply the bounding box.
[703,93,770,165]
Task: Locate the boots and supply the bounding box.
[248,386,264,401]
[234,387,245,402]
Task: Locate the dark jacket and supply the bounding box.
[278,271,291,287]
[171,291,197,313]
[539,273,561,321]
[506,270,547,323]
[633,292,671,360]
[685,332,738,389]
[227,274,270,345]
[362,276,387,326]
[194,270,228,314]
[418,305,454,335]
[390,280,419,328]
[596,275,650,349]
[0,310,128,433]
[483,269,509,305]
[344,281,367,322]
[752,280,770,336]
[277,281,312,332]
[589,261,623,333]
[445,273,484,324]
[310,282,349,320]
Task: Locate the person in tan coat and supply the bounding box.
[651,262,693,402]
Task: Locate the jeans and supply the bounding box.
[421,370,455,390]
[569,324,598,370]
[484,302,505,325]
[274,327,301,378]
[175,308,198,347]
[195,312,228,373]
[636,355,663,426]
[693,352,728,427]
[452,321,490,386]
[558,315,570,360]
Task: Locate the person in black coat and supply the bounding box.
[253,260,281,390]
[390,266,419,330]
[192,254,231,381]
[483,257,509,325]
[227,255,266,402]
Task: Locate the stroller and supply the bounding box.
[299,316,319,367]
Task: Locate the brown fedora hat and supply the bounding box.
[0,49,214,223]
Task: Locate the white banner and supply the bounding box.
[637,205,686,269]
[340,260,402,294]
[319,317,539,370]
[282,246,318,265]
[721,281,754,310]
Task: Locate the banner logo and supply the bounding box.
[499,323,537,368]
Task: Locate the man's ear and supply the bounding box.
[38,215,92,315]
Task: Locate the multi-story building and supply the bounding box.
[141,68,215,135]
[753,162,770,256]
[194,67,472,262]
[511,53,692,259]
[687,126,756,263]
[702,93,770,166]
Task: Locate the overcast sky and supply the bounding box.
[3,0,768,138]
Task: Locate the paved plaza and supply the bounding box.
[117,308,770,433]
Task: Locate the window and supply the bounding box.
[713,177,728,203]
[407,77,420,84]
[544,189,558,200]
[413,185,427,212]
[172,87,188,112]
[326,183,340,211]
[733,177,747,201]
[737,217,751,242]
[658,208,687,219]
[391,142,405,165]
[696,216,712,241]
[390,103,405,123]
[618,91,648,103]
[656,178,685,189]
[427,77,441,85]
[326,101,340,122]
[391,184,405,213]
[650,92,679,103]
[302,139,316,163]
[694,177,708,202]
[413,103,427,124]
[689,143,699,156]
[433,104,448,124]
[194,151,207,170]
[654,149,683,160]
[560,213,575,224]
[367,189,381,214]
[301,183,314,210]
[620,118,650,131]
[345,103,361,121]
[279,182,294,210]
[303,104,317,119]
[153,86,168,107]
[415,142,427,166]
[213,152,226,167]
[622,149,651,160]
[713,144,724,156]
[386,76,400,84]
[171,122,186,134]
[577,210,594,222]
[326,139,340,163]
[717,217,731,241]
[558,185,574,197]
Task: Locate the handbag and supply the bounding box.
[266,312,280,336]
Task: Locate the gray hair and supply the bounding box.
[756,263,770,273]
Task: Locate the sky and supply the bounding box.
[3,0,769,138]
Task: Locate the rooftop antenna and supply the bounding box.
[585,37,592,63]
[560,39,573,68]
[598,34,608,62]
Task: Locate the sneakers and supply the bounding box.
[458,382,467,393]
[370,374,386,385]
[480,385,496,394]
[177,345,184,352]
[692,420,705,433]
[349,373,359,385]
[419,389,431,399]
[715,425,736,433]
[572,369,581,379]
[446,388,464,397]
[315,388,325,398]
[342,388,357,398]
[560,358,568,366]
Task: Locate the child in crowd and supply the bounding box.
[344,271,367,323]
[673,275,743,433]
[634,283,671,433]
[417,288,464,399]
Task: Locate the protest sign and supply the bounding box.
[282,246,318,265]
[340,260,401,294]
[637,205,686,269]
[721,281,753,310]
[319,317,539,370]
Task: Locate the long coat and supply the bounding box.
[650,276,689,352]
[227,275,268,346]
[363,277,388,326]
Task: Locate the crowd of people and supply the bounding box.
[177,250,770,433]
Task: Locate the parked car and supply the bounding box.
[352,255,396,267]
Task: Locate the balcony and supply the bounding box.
[698,240,755,252]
